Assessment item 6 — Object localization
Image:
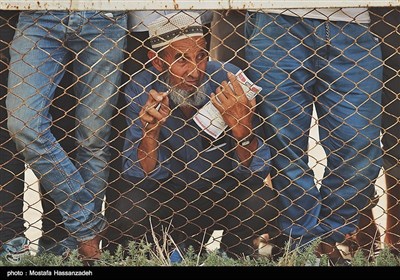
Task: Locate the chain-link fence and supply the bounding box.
[0,1,399,262]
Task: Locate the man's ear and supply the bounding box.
[148,50,164,72]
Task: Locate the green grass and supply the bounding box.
[2,239,400,267]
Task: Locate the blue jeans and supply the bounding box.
[245,12,383,245]
[7,11,127,242]
[0,11,26,243]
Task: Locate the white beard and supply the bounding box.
[161,75,208,107]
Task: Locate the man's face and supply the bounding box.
[161,36,208,93]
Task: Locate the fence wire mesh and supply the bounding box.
[0,5,399,261]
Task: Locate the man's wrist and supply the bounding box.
[237,133,255,147]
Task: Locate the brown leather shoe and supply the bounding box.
[78,235,102,264]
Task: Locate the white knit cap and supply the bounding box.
[148,11,204,49]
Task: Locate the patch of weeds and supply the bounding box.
[373,247,399,266]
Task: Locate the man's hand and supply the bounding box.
[210,72,256,140]
[140,89,170,133]
[138,89,170,174]
[211,72,257,166]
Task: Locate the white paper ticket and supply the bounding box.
[193,70,262,139]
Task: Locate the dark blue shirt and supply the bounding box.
[122,61,271,192]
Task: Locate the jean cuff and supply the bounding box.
[76,215,107,242]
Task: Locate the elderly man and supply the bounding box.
[106,11,280,259]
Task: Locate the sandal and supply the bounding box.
[254,230,288,261]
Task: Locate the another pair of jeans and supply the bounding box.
[0,11,25,244]
[245,12,383,246]
[37,66,78,256]
[7,11,127,242]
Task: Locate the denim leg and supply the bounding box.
[38,72,79,254]
[245,13,322,244]
[0,12,25,243]
[313,22,383,241]
[6,11,126,241]
[69,11,127,224]
[245,13,382,245]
